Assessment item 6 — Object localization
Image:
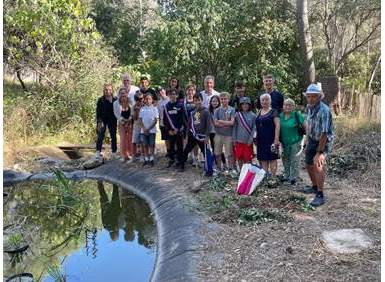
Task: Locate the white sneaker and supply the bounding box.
[111,152,118,160]
[94,151,100,160]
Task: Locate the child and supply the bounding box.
[213,92,236,175]
[209,95,226,168]
[113,87,132,161]
[184,84,199,166]
[131,91,144,162]
[232,97,256,170]
[163,89,186,171]
[95,83,118,160]
[139,94,159,166]
[181,93,212,176]
[156,86,171,157]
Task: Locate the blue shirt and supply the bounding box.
[307,101,335,142]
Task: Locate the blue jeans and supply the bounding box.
[96,119,117,152]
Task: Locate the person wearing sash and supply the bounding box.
[181,93,213,176]
[232,97,256,171]
[279,98,307,187]
[163,89,186,171]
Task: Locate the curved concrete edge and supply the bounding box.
[4,163,205,282]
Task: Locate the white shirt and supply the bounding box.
[139,105,159,134]
[125,85,140,105]
[157,97,170,127]
[200,89,220,108]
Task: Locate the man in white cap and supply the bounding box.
[301,83,334,207]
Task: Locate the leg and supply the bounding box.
[96,123,107,152]
[214,134,223,170]
[169,135,176,162]
[182,132,198,164]
[260,160,269,175]
[289,142,302,181]
[119,124,127,158]
[127,126,132,157]
[269,160,278,179]
[107,120,117,153]
[224,136,234,170]
[281,144,291,180]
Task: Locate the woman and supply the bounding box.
[114,87,132,161]
[280,98,307,186]
[255,93,280,186]
[209,95,226,170]
[95,83,118,159]
[169,77,185,100]
[184,83,199,167]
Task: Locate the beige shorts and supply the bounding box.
[214,134,233,156]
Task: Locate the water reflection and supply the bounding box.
[3,180,157,282]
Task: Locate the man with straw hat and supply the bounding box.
[301,83,334,207]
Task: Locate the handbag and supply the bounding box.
[295,112,306,136]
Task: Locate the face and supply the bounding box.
[170,79,178,88]
[140,79,149,90]
[169,92,177,102]
[194,97,203,108]
[261,96,271,108]
[144,95,152,105]
[211,97,220,108]
[219,96,229,106]
[283,102,292,113]
[104,86,113,97]
[306,93,320,106]
[205,79,214,93]
[241,103,250,112]
[263,78,274,91]
[187,87,195,98]
[235,86,245,97]
[122,78,131,88]
[120,91,128,101]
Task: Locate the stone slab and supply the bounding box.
[322,228,373,254]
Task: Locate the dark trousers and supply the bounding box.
[96,119,117,152]
[169,133,184,164]
[182,131,206,164]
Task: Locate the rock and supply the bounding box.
[285,246,293,254]
[82,157,104,170]
[260,242,267,248]
[322,228,373,254]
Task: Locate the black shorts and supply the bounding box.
[306,139,329,165]
[160,126,170,141]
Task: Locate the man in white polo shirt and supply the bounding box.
[120,73,140,105]
[200,75,220,108]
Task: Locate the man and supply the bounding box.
[200,75,220,108]
[301,83,335,207]
[139,76,158,104]
[256,74,284,112]
[121,74,140,105]
[229,80,254,111]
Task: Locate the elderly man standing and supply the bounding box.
[301,83,335,207]
[200,75,220,108]
[256,74,284,113]
[120,74,140,106]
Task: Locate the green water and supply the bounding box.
[3,180,157,282]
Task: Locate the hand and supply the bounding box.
[168,130,174,136]
[274,138,280,146]
[313,153,325,167]
[97,122,104,132]
[204,137,210,144]
[144,128,150,135]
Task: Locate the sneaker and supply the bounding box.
[229,170,238,178]
[267,179,277,188]
[149,160,154,166]
[166,160,174,168]
[94,151,100,160]
[142,160,148,166]
[213,169,220,177]
[301,185,317,194]
[310,194,324,207]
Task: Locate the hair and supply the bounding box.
[263,74,275,81]
[169,77,180,89]
[117,86,127,97]
[167,88,180,97]
[260,93,272,104]
[140,76,149,82]
[186,83,196,91]
[103,83,113,95]
[134,90,144,102]
[132,102,142,121]
[144,93,153,100]
[204,75,215,83]
[120,73,132,81]
[219,92,230,99]
[209,95,221,113]
[283,98,295,107]
[240,102,251,112]
[119,92,130,108]
[193,93,203,101]
[234,80,245,88]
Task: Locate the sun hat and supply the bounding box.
[303,83,323,96]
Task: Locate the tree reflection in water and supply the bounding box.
[3,179,156,281]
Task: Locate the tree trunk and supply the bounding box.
[297,0,316,89]
[368,54,381,93]
[16,68,28,92]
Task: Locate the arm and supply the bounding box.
[147,118,158,131]
[96,99,103,123]
[113,101,123,122]
[232,117,238,142]
[247,115,256,144]
[218,117,235,127]
[274,117,280,145]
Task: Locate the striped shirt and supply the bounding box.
[307,101,335,142]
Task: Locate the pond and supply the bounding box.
[3,177,157,282]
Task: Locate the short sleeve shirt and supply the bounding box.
[127,85,140,105]
[307,101,335,142]
[279,111,305,145]
[139,105,159,133]
[213,106,236,136]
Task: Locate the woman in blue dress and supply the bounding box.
[255,93,281,186]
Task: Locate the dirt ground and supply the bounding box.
[5,129,381,282]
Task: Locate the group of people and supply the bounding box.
[95,73,334,207]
